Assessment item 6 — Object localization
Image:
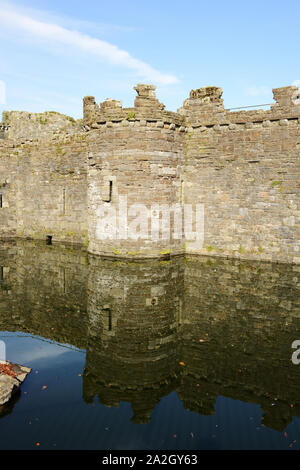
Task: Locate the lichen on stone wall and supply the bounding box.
[0,83,299,263]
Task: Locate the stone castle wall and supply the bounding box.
[0,83,299,263]
[181,85,300,264]
[86,121,185,258]
[0,113,88,245]
[0,142,18,238]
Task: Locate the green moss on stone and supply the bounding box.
[160,249,170,255]
[39,117,48,125]
[56,144,62,155]
[126,111,136,120]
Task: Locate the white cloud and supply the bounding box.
[246,86,270,97]
[0,80,6,104]
[0,5,178,86]
[292,80,300,88]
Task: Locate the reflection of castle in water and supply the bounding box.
[0,240,300,430]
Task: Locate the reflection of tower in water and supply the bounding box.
[0,241,299,431]
[84,256,184,423]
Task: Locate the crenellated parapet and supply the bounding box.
[0,82,299,263]
[83,83,300,133]
[82,83,185,129]
[179,85,300,128]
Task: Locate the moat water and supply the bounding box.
[0,240,299,450]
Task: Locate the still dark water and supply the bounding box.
[0,240,299,450]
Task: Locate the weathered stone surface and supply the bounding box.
[0,363,31,405]
[0,375,19,405]
[0,83,299,263]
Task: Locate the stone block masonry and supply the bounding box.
[0,83,299,263]
[0,112,88,245]
[180,86,300,264]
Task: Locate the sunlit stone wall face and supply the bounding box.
[0,84,299,263]
[86,85,186,258]
[0,144,18,238]
[0,135,88,245]
[180,86,300,264]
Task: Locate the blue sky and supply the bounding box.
[0,0,299,118]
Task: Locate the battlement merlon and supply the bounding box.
[271,86,300,109]
[133,84,165,112]
[178,85,300,125]
[178,86,225,121]
[83,96,100,122]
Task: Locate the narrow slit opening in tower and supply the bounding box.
[0,195,2,208]
[108,181,112,202]
[103,180,113,203]
[108,309,112,331]
[62,188,66,215]
[104,307,112,331]
[46,235,52,245]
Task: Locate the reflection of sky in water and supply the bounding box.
[0,331,299,450]
[0,340,6,362]
[1,332,84,366]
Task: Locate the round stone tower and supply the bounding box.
[85,84,186,258]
